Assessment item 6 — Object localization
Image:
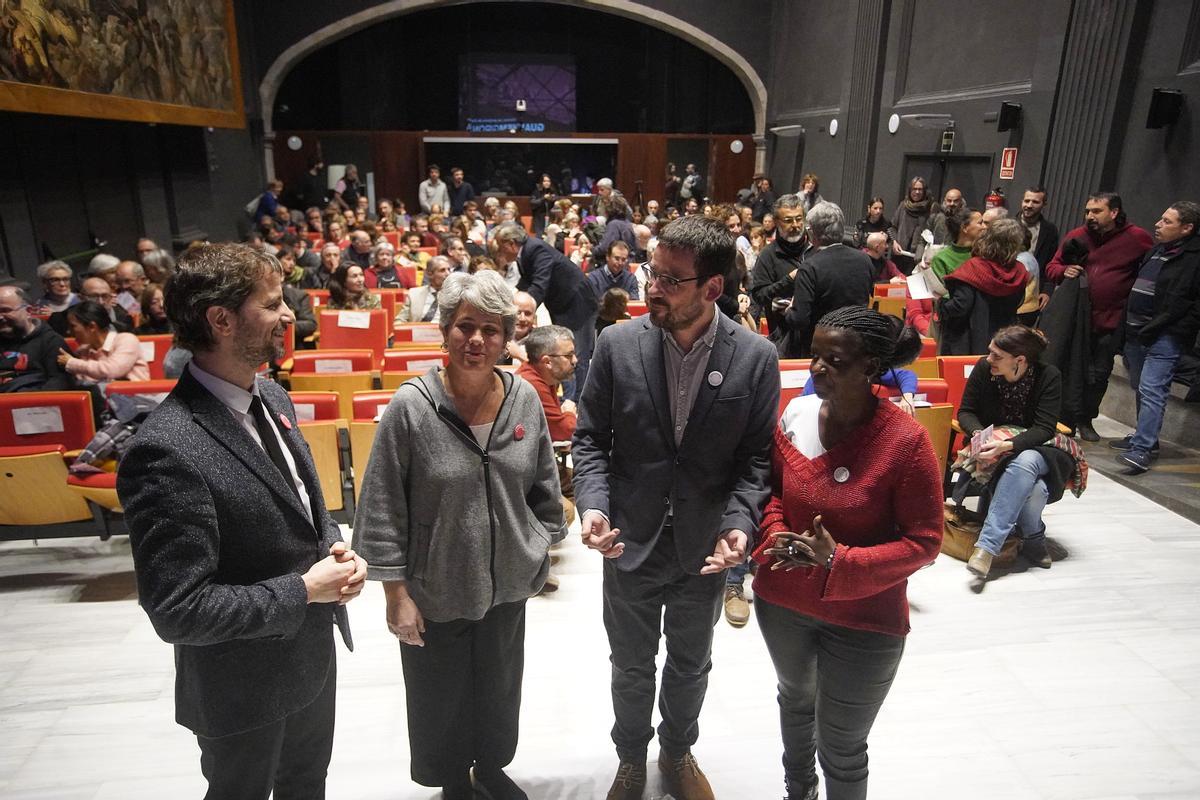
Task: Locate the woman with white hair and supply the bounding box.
[353,271,566,800]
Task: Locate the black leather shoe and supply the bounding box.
[473,767,528,800]
[1077,421,1100,442]
[1022,538,1052,568]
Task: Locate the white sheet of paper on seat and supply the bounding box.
[295,403,316,421]
[12,406,64,435]
[337,311,371,329]
[406,358,441,371]
[780,369,810,389]
[314,359,353,373]
[887,287,907,297]
[411,327,442,343]
[377,404,389,418]
[139,341,156,361]
[906,272,933,300]
[963,363,974,378]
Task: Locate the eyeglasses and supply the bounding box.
[549,352,577,361]
[44,276,71,284]
[0,304,27,315]
[777,215,805,227]
[82,292,112,302]
[641,263,702,290]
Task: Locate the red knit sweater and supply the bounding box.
[1045,223,1153,332]
[751,399,943,637]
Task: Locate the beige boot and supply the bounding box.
[967,547,993,578]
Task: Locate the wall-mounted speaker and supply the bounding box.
[997,102,1022,132]
[1146,88,1183,129]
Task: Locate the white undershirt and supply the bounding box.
[470,422,494,448]
[779,394,827,459]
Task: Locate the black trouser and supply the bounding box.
[756,599,905,800]
[602,525,724,763]
[197,650,336,800]
[1081,328,1121,423]
[399,600,526,786]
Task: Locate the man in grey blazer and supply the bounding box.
[573,215,780,800]
[118,243,367,800]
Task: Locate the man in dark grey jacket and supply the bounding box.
[118,243,365,799]
[574,215,779,800]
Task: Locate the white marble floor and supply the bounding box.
[2,445,1200,798]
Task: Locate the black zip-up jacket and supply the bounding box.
[1131,234,1200,345]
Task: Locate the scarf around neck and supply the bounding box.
[945,256,1026,296]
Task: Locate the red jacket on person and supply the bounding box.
[751,399,943,637]
[1045,223,1153,332]
[516,361,576,442]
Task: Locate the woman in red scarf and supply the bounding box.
[938,218,1029,354]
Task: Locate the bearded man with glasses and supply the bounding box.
[749,194,814,336]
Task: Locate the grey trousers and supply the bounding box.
[756,598,906,800]
[602,526,725,763]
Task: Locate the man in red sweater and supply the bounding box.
[1046,192,1153,440]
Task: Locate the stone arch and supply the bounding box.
[257,0,768,175]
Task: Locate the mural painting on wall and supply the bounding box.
[0,0,244,128]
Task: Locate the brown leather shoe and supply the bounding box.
[606,761,646,800]
[723,584,750,627]
[658,751,714,800]
[967,546,993,578]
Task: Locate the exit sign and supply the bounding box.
[999,147,1018,180]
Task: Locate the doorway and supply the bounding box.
[900,154,996,209]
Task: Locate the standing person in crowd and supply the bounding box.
[680,163,704,206]
[327,264,381,311]
[585,241,640,303]
[1113,201,1200,474]
[397,257,451,324]
[136,284,171,335]
[593,178,624,220]
[530,173,558,235]
[930,208,987,281]
[891,177,934,273]
[117,243,366,800]
[332,164,365,212]
[938,218,1029,355]
[925,187,965,245]
[292,156,326,210]
[492,222,598,401]
[797,174,824,215]
[750,194,811,336]
[33,260,78,313]
[252,180,284,222]
[418,164,450,215]
[854,197,892,248]
[664,162,682,209]
[752,306,940,800]
[0,285,72,392]
[595,195,639,261]
[447,167,475,216]
[957,326,1079,578]
[751,175,777,222]
[57,301,150,383]
[1045,192,1153,441]
[1019,186,1061,307]
[783,203,875,358]
[353,271,565,800]
[573,214,779,800]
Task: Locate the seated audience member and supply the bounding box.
[89,253,121,292]
[304,207,326,238]
[136,284,171,334]
[905,297,933,336]
[312,242,342,288]
[955,326,1083,578]
[938,219,1029,355]
[396,257,450,324]
[327,265,382,310]
[444,236,472,273]
[140,248,177,285]
[0,284,72,391]
[115,261,148,314]
[277,245,314,290]
[324,220,349,250]
[596,287,630,336]
[365,241,415,290]
[402,232,432,271]
[585,241,640,303]
[469,255,501,274]
[343,230,373,269]
[411,215,441,249]
[864,232,904,283]
[504,291,538,363]
[929,207,986,283]
[33,260,78,313]
[57,301,150,383]
[50,276,133,335]
[517,325,578,442]
[284,232,321,270]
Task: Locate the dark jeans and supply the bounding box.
[602,526,725,763]
[1124,333,1184,455]
[399,600,526,786]
[1081,328,1121,423]
[197,650,336,800]
[756,599,905,800]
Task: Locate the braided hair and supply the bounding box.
[816,306,923,378]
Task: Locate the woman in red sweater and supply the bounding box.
[752,306,943,800]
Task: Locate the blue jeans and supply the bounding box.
[1124,333,1183,456]
[726,558,751,586]
[976,449,1049,557]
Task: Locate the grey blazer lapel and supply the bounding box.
[637,319,675,451]
[681,316,738,447]
[181,373,315,529]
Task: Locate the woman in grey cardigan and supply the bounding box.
[353,271,566,800]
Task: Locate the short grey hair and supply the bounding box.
[491,222,529,246]
[374,240,395,253]
[427,255,453,273]
[596,178,614,190]
[142,248,176,275]
[524,324,574,363]
[806,201,844,246]
[37,260,72,280]
[774,193,804,214]
[88,253,120,275]
[438,270,517,341]
[119,261,146,278]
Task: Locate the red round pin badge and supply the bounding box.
[278,413,293,430]
[514,423,525,440]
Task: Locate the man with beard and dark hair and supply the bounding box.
[749,194,812,336]
[1046,192,1153,441]
[890,176,934,272]
[1019,186,1061,307]
[447,167,476,216]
